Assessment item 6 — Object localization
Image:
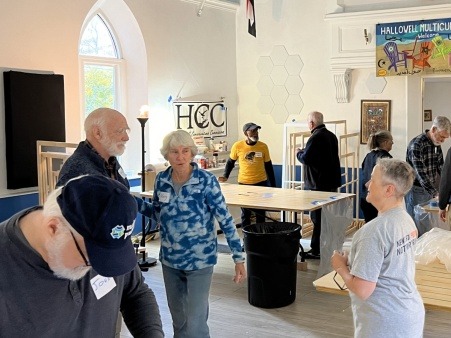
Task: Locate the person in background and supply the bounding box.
[360,130,393,223]
[218,122,276,227]
[438,147,451,222]
[331,159,424,338]
[296,111,341,259]
[405,116,451,235]
[153,130,246,338]
[0,175,164,337]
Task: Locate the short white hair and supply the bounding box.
[160,130,197,160]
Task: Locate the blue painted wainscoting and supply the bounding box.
[0,167,364,223]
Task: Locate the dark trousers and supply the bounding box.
[360,197,378,223]
[309,187,337,254]
[239,180,269,226]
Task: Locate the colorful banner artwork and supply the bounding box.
[376,18,451,77]
[173,100,227,138]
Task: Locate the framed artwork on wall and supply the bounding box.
[360,99,391,144]
[424,109,432,122]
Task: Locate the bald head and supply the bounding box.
[307,111,324,130]
[84,108,130,160]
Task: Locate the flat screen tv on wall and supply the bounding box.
[3,70,65,189]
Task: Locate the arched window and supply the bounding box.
[79,14,124,116]
[78,2,148,176]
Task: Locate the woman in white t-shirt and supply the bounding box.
[331,158,425,338]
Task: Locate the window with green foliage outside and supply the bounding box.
[79,14,120,116]
[83,64,116,114]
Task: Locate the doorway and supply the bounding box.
[422,76,451,156]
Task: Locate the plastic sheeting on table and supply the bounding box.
[415,227,451,272]
[414,200,450,237]
[317,198,353,278]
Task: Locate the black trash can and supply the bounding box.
[242,222,301,308]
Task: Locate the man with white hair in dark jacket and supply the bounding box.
[296,111,341,259]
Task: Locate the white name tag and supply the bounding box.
[158,191,170,203]
[255,152,263,158]
[90,275,116,300]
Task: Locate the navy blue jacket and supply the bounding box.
[296,124,341,191]
[361,149,392,194]
[56,141,129,188]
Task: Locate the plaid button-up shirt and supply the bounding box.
[406,131,443,196]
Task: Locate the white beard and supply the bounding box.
[249,136,258,143]
[101,136,126,157]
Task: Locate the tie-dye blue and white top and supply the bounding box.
[153,162,244,271]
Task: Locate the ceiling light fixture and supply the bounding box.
[197,0,207,16]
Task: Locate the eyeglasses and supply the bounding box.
[114,128,130,135]
[70,231,91,267]
[333,272,348,291]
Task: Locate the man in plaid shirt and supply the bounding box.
[405,116,451,236]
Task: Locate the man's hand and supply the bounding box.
[440,208,447,222]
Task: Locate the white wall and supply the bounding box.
[0,0,449,196]
[0,0,96,195]
[235,0,415,164]
[424,80,451,156]
[0,0,239,195]
[127,0,240,162]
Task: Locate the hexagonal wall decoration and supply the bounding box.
[257,96,274,115]
[270,45,288,66]
[270,105,289,124]
[256,45,304,124]
[285,55,304,75]
[271,86,289,105]
[285,76,304,95]
[270,66,288,86]
[285,95,304,116]
[257,56,273,75]
[366,73,387,94]
[257,75,274,96]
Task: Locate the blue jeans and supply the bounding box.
[405,185,433,235]
[162,264,213,338]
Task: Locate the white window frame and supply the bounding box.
[78,12,127,137]
[79,56,126,111]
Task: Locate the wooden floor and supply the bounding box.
[121,234,451,337]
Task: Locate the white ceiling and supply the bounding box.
[191,1,449,11]
[341,0,451,11]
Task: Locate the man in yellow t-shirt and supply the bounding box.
[218,122,276,227]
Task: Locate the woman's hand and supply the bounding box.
[331,250,348,272]
[331,250,376,300]
[233,262,246,283]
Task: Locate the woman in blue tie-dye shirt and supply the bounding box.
[153,130,246,338]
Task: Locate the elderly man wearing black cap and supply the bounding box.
[0,175,164,337]
[56,107,158,266]
[219,122,276,227]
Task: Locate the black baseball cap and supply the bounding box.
[243,122,261,132]
[57,175,138,277]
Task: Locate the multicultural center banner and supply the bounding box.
[376,18,451,77]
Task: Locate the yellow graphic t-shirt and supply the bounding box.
[230,140,271,184]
